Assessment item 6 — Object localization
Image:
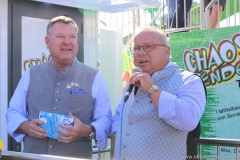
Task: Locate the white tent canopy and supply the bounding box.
[33,0,162,12]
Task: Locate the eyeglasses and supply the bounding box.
[129,44,166,54]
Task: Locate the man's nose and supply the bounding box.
[138,46,146,55]
[63,37,70,43]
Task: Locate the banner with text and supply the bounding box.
[170,26,240,159]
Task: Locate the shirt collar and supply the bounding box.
[164,61,172,69]
[50,57,76,66]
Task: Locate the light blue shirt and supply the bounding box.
[112,61,206,133]
[6,63,112,149]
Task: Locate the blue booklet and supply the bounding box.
[38,111,74,139]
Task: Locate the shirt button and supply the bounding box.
[155,73,158,76]
[126,133,129,136]
[58,83,61,86]
[49,145,52,148]
[53,107,57,111]
[129,122,132,125]
[56,91,60,94]
[123,145,126,148]
[55,99,58,102]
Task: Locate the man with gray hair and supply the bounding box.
[6,16,112,159]
[111,26,206,159]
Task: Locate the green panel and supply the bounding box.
[170,26,240,159]
[221,0,240,21]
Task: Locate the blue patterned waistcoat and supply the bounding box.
[114,63,193,160]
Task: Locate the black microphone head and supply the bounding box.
[132,67,142,74]
[124,67,142,102]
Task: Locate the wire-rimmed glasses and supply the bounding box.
[129,44,166,54]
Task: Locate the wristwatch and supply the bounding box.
[147,84,158,98]
[88,125,96,139]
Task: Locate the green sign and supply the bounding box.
[170,26,240,159]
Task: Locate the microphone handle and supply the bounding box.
[124,91,130,102]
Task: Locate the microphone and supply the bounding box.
[124,67,142,102]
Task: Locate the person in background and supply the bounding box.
[166,0,193,29]
[111,26,206,159]
[204,0,226,28]
[5,16,112,159]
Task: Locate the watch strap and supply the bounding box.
[88,125,96,139]
[90,125,96,132]
[147,85,158,98]
[148,89,154,98]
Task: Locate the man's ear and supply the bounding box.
[165,46,171,60]
[45,36,49,49]
[165,46,170,54]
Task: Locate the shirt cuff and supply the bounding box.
[158,91,177,120]
[91,122,108,149]
[6,116,28,143]
[111,121,118,135]
[12,132,26,143]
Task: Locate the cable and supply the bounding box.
[119,102,126,160]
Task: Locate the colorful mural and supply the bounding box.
[122,49,134,93]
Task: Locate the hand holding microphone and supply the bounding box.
[124,67,154,102]
[129,70,161,108]
[130,71,154,93]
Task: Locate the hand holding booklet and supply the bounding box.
[38,111,74,139]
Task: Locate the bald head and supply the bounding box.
[134,26,169,47]
[132,26,171,75]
